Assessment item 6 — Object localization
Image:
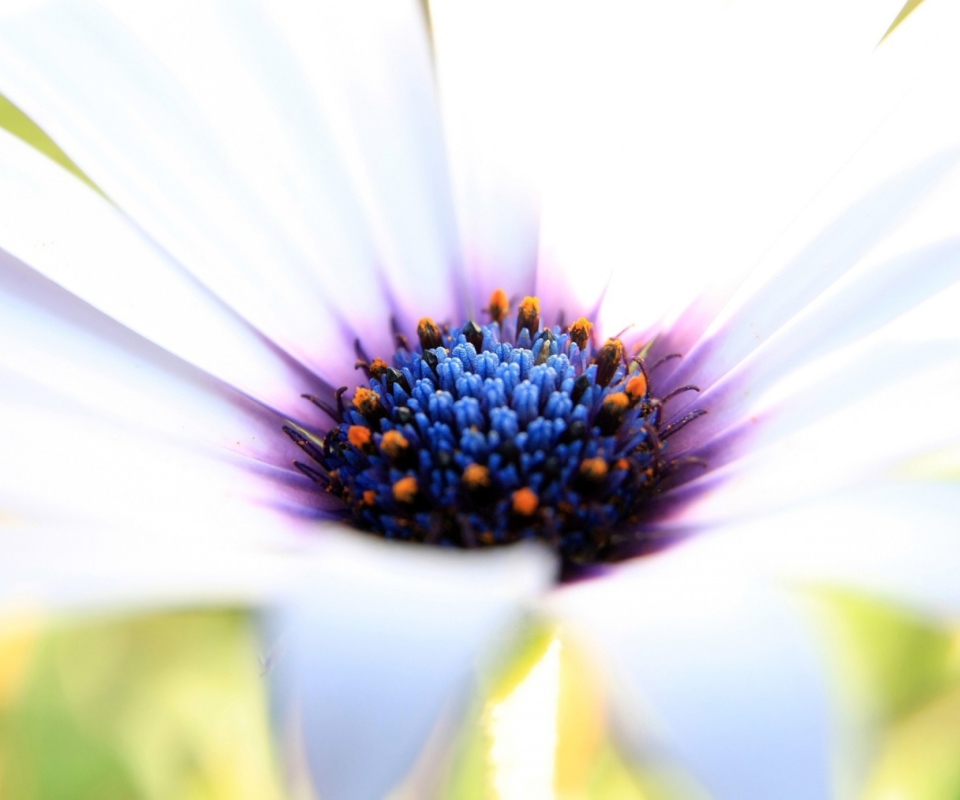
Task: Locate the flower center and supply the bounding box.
[287,290,703,567]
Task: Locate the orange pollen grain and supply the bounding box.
[568,317,593,349]
[417,317,442,349]
[615,458,630,471]
[580,457,609,480]
[603,393,630,412]
[625,374,647,400]
[368,358,389,380]
[347,425,372,449]
[353,387,382,414]
[519,296,540,316]
[600,338,624,361]
[488,288,510,323]
[362,489,377,506]
[512,487,539,515]
[380,430,409,459]
[392,476,419,504]
[463,463,491,488]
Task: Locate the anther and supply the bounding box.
[421,349,439,375]
[347,425,373,452]
[594,339,625,388]
[462,463,491,489]
[352,387,386,422]
[625,374,647,403]
[568,318,593,351]
[417,317,443,350]
[367,359,389,382]
[380,430,410,462]
[487,288,510,324]
[462,320,484,350]
[384,367,411,395]
[579,457,609,482]
[517,297,540,337]
[595,392,630,434]
[512,487,539,516]
[571,375,591,406]
[393,476,419,504]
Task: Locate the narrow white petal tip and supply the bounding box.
[272,527,556,800]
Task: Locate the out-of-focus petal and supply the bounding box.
[0,244,338,606]
[274,531,556,800]
[0,126,330,416]
[547,543,831,800]
[524,0,939,337]
[0,247,306,470]
[662,153,960,402]
[427,0,545,314]
[665,230,960,451]
[652,1,960,382]
[256,0,465,329]
[665,482,960,618]
[655,341,960,527]
[0,0,461,383]
[0,374,322,609]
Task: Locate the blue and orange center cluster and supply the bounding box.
[290,291,670,565]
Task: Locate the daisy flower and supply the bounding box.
[1,0,960,797]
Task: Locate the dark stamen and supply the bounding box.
[650,352,682,371]
[660,384,701,404]
[462,320,484,350]
[659,408,708,439]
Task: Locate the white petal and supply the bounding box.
[663,233,960,452]
[659,341,960,527]
[0,247,340,606]
[427,0,545,314]
[548,544,832,799]
[0,127,328,416]
[525,0,946,336]
[0,246,310,470]
[0,372,326,608]
[668,482,960,618]
[0,0,458,382]
[664,152,960,402]
[273,531,556,800]
[234,0,466,327]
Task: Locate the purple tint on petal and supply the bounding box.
[0,249,311,470]
[643,289,736,388]
[464,249,540,324]
[666,149,960,395]
[113,207,340,405]
[662,237,960,453]
[533,255,610,331]
[636,473,733,533]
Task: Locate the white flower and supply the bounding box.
[1,1,959,797]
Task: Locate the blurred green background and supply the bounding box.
[0,609,287,799]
